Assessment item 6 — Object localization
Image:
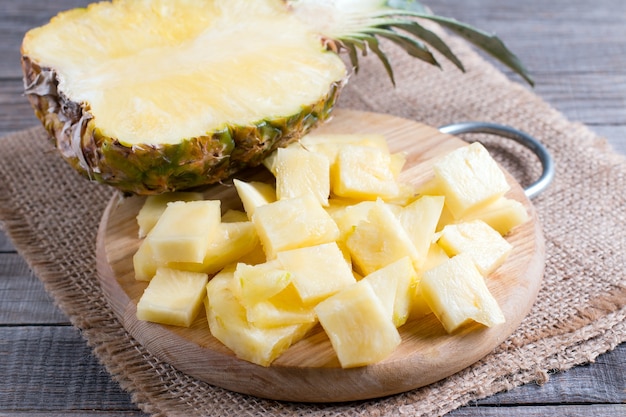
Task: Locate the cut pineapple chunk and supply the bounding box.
[221,209,249,223]
[206,270,314,367]
[433,142,510,218]
[274,147,330,206]
[277,242,356,305]
[233,261,292,307]
[252,194,339,259]
[299,133,389,165]
[437,220,513,276]
[136,191,205,238]
[146,200,221,264]
[389,151,408,178]
[329,200,377,240]
[136,267,208,327]
[133,238,156,282]
[363,256,418,327]
[331,144,399,200]
[169,221,260,275]
[398,195,445,270]
[233,179,277,220]
[346,199,419,276]
[246,284,317,328]
[410,243,449,319]
[315,280,401,368]
[420,253,505,333]
[460,196,529,235]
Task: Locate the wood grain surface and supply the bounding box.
[1,1,625,416]
[96,110,545,402]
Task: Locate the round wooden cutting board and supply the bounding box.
[96,109,545,403]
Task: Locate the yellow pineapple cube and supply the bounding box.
[261,142,300,174]
[245,284,317,328]
[331,144,399,200]
[329,200,377,240]
[433,142,510,218]
[410,243,449,319]
[363,256,418,327]
[389,151,407,178]
[133,238,156,281]
[437,219,513,276]
[136,191,204,238]
[205,270,314,367]
[277,242,356,305]
[233,260,292,307]
[252,194,339,259]
[460,196,529,235]
[315,280,401,368]
[168,221,260,275]
[397,195,445,269]
[346,199,418,276]
[146,200,221,264]
[420,253,505,333]
[274,147,330,206]
[221,209,249,223]
[300,133,389,165]
[233,179,276,220]
[136,267,208,327]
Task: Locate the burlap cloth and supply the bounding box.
[1,30,624,417]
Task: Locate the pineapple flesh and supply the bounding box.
[130,130,527,367]
[136,267,209,327]
[21,0,532,195]
[420,253,505,333]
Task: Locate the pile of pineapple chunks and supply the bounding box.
[132,133,529,368]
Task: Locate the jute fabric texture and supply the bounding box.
[1,30,624,417]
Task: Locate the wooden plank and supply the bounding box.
[477,344,626,405]
[0,326,143,414]
[450,404,626,417]
[0,0,92,78]
[0,253,69,324]
[0,230,16,252]
[0,413,145,417]
[0,81,41,136]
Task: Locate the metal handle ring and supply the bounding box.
[438,121,554,199]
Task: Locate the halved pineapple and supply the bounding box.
[21,0,531,194]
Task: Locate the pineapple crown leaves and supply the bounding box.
[288,0,534,87]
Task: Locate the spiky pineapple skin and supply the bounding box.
[21,55,342,195]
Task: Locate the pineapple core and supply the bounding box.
[21,0,346,146]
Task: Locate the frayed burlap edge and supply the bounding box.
[1,27,625,417]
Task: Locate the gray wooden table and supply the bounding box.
[1,1,624,416]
